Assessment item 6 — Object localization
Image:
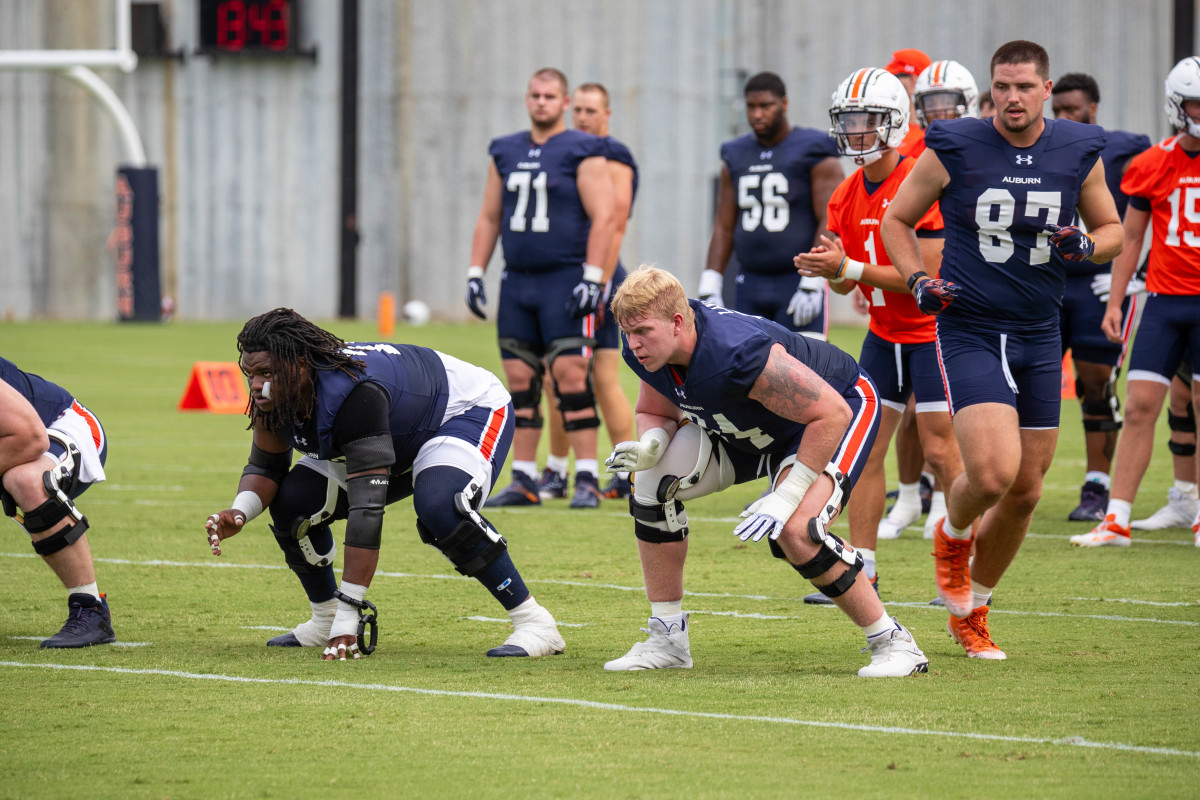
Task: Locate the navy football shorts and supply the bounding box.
[1127,294,1200,384]
[497,266,597,358]
[1059,272,1134,366]
[858,330,947,414]
[935,319,1062,429]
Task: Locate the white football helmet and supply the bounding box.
[829,68,910,165]
[1165,56,1200,138]
[913,60,980,127]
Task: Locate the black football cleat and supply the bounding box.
[41,593,116,649]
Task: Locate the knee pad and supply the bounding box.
[1168,439,1198,457]
[30,518,90,556]
[499,337,545,429]
[547,337,600,431]
[415,473,507,577]
[269,466,341,569]
[793,534,864,598]
[629,495,689,543]
[1080,379,1122,429]
[9,433,88,534]
[1168,408,1197,434]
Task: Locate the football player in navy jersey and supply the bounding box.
[205,309,564,661]
[465,68,615,509]
[601,268,928,678]
[538,82,639,504]
[1051,72,1152,522]
[700,72,843,340]
[882,41,1124,659]
[1,358,114,648]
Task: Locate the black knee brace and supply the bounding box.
[499,337,545,429]
[272,524,337,573]
[629,496,688,542]
[31,518,89,556]
[1168,407,1197,456]
[546,336,600,432]
[792,535,864,598]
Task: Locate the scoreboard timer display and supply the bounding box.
[198,0,299,55]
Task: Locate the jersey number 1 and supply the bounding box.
[507,171,549,233]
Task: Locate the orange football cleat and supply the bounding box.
[947,606,1006,660]
[932,518,974,618]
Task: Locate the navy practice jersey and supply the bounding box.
[490,129,606,273]
[1063,127,1153,277]
[927,117,1104,329]
[0,356,73,427]
[622,302,860,457]
[605,135,639,216]
[274,343,450,470]
[721,126,840,275]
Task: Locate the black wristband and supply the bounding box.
[906,271,929,291]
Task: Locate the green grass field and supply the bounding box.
[1,319,1197,800]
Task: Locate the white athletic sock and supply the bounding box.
[1175,480,1199,499]
[862,611,894,639]
[921,470,935,486]
[513,461,539,481]
[858,548,876,579]
[575,459,599,477]
[68,582,100,602]
[545,454,569,476]
[650,600,683,619]
[1085,471,1110,489]
[927,491,947,520]
[970,579,993,611]
[945,519,973,540]
[1107,499,1132,528]
[896,481,920,506]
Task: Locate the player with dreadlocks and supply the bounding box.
[205,308,565,661]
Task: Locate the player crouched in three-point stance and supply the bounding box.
[1,357,114,648]
[881,41,1123,658]
[602,268,927,677]
[205,308,564,661]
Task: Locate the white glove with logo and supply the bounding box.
[786,277,825,327]
[1090,272,1112,303]
[605,428,670,473]
[733,463,818,542]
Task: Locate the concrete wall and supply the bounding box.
[0,0,1178,321]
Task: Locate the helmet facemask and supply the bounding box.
[830,108,901,165]
[915,90,969,127]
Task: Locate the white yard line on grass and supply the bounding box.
[2,553,1195,627]
[0,660,1196,759]
[1068,597,1197,607]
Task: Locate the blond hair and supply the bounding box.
[611,266,695,329]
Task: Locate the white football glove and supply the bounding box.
[733,492,797,542]
[697,269,725,308]
[786,277,825,327]
[732,463,818,542]
[605,428,670,473]
[1090,272,1112,302]
[1125,275,1147,297]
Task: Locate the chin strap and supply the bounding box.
[333,590,378,655]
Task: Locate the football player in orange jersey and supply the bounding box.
[1072,58,1200,547]
[794,68,963,604]
[885,49,931,152]
[884,60,981,545]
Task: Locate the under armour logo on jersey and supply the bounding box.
[528,148,541,157]
[881,198,891,208]
[674,387,687,399]
[760,150,773,160]
[294,436,308,446]
[1015,154,1033,165]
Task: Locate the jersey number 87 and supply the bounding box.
[975,188,1063,265]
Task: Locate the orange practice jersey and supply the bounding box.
[826,156,944,343]
[897,130,926,158]
[1121,136,1200,295]
[899,123,924,153]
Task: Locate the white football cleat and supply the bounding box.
[604,614,692,670]
[1069,514,1132,547]
[878,501,921,540]
[1130,487,1200,530]
[487,602,565,657]
[858,619,929,677]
